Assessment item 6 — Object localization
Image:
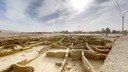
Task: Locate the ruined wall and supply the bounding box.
[58,48,69,72]
[2,64,34,72]
[82,51,95,72]
[46,52,66,58]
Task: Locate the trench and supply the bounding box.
[63,58,85,72]
[88,59,104,72]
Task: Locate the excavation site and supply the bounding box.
[0,0,128,72]
[0,34,119,72]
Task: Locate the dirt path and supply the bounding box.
[0,46,43,71]
[100,36,128,72]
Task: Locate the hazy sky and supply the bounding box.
[0,0,128,32]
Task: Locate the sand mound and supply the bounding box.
[2,64,34,72]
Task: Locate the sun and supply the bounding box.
[70,0,90,11]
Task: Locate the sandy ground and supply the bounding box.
[88,59,104,72]
[0,32,122,38]
[63,58,85,72]
[27,52,63,72]
[100,36,128,72]
[0,46,43,71]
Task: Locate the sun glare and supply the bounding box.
[70,0,90,11]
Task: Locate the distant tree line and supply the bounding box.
[23,27,126,36]
[53,28,125,35]
[101,28,122,34]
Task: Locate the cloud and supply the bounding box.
[39,11,60,22]
[66,0,128,31]
[94,0,109,4]
[26,0,43,18]
[5,0,30,21]
[0,0,6,19]
[0,0,128,32]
